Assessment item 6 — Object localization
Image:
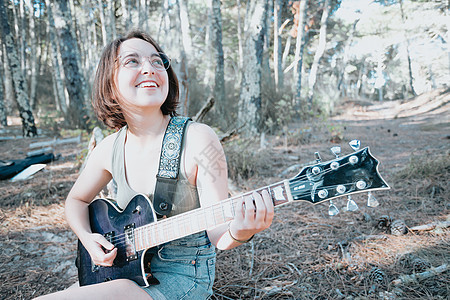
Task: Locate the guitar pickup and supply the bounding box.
[124,224,137,261]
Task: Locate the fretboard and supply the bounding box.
[132,180,293,251]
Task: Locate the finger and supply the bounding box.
[234,196,245,222]
[244,194,256,222]
[261,190,275,223]
[252,191,266,225]
[103,248,118,266]
[94,234,115,251]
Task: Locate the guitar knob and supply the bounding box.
[330,146,341,158]
[356,180,367,189]
[349,139,361,151]
[330,161,339,170]
[314,152,322,163]
[311,166,321,175]
[318,189,328,199]
[336,185,346,194]
[349,155,359,165]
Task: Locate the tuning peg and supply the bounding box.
[367,192,380,207]
[328,200,339,216]
[330,146,341,158]
[314,151,322,163]
[346,195,359,212]
[349,139,361,151]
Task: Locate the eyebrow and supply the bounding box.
[119,51,159,58]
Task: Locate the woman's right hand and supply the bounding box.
[81,233,117,266]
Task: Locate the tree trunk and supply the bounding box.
[306,0,330,105]
[25,0,38,109]
[174,0,190,116]
[52,0,89,129]
[98,0,109,47]
[293,0,308,109]
[236,0,244,73]
[0,57,7,126]
[337,18,359,97]
[238,0,268,136]
[210,0,225,114]
[273,0,284,92]
[399,0,417,97]
[0,0,37,136]
[45,0,68,113]
[2,43,16,116]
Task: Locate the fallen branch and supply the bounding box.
[410,221,450,231]
[392,264,448,285]
[193,97,214,123]
[29,136,81,149]
[219,129,237,143]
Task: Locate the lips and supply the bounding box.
[136,80,159,88]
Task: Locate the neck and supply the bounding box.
[126,110,169,138]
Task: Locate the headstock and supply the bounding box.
[287,142,389,215]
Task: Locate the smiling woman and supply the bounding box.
[33,29,274,300]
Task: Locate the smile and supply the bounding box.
[136,81,158,88]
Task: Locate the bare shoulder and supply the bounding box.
[185,122,222,155]
[86,131,119,173]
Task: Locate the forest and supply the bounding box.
[0,0,449,299]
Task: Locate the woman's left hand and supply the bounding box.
[228,190,274,242]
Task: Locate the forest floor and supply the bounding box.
[0,88,448,299]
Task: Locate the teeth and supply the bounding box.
[137,82,157,88]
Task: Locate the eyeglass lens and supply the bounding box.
[119,52,170,71]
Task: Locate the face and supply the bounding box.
[114,38,169,111]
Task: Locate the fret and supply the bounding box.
[143,226,150,249]
[270,182,290,207]
[213,203,225,225]
[172,215,181,239]
[222,199,234,220]
[197,209,207,231]
[149,224,157,246]
[135,228,142,251]
[189,212,199,233]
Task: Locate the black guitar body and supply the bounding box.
[77,194,159,287]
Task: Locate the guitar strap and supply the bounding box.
[153,116,191,216]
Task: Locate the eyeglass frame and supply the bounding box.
[115,51,171,72]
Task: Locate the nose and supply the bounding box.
[140,59,155,74]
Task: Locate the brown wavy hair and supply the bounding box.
[92,30,179,129]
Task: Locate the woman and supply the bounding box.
[35,30,274,299]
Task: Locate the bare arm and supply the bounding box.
[65,135,118,265]
[185,123,274,250]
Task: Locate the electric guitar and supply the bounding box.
[77,146,389,287]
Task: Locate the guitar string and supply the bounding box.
[103,160,363,247]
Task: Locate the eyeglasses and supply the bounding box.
[116,52,171,71]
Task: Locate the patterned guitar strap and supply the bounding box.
[153,116,191,217]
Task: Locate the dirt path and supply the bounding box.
[0,89,448,299]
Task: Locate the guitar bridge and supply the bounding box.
[124,224,137,261]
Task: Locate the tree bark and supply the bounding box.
[293,0,308,109]
[210,0,225,114]
[337,18,359,97]
[174,0,190,116]
[238,0,269,136]
[306,0,330,105]
[399,0,417,97]
[0,0,37,136]
[45,0,68,113]
[52,0,89,129]
[0,56,7,126]
[273,0,284,92]
[24,0,38,109]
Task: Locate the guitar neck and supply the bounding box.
[132,180,293,252]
